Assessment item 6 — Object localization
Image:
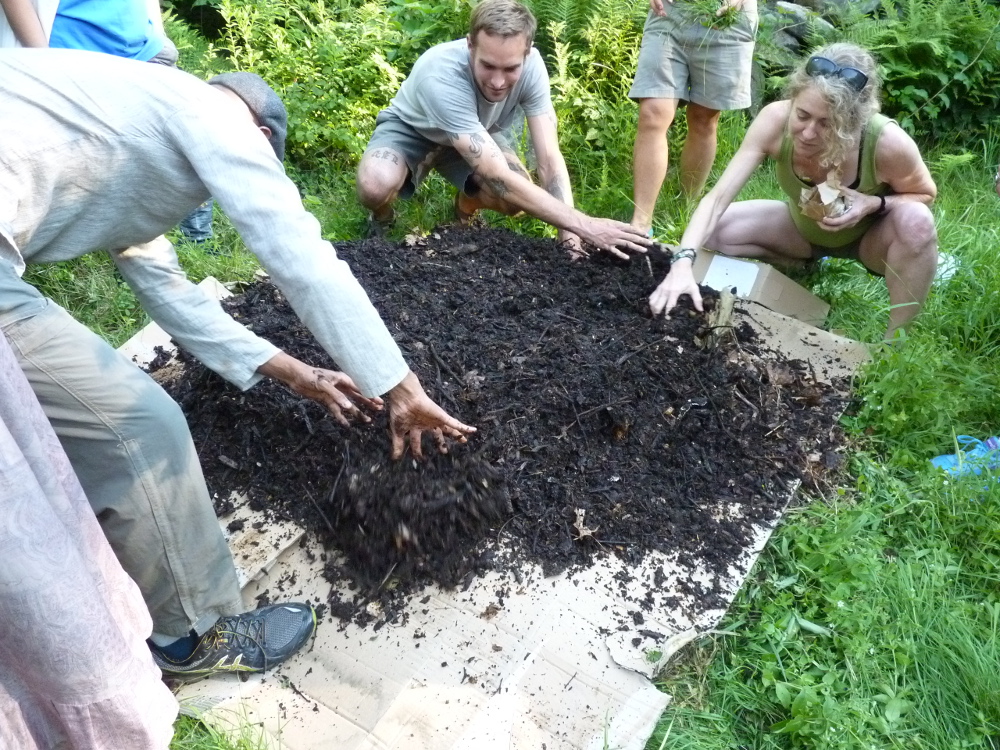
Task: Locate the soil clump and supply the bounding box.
[151,227,847,627]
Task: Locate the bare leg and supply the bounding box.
[356,147,409,222]
[458,152,532,220]
[680,103,722,199]
[706,200,813,261]
[631,97,679,233]
[857,202,938,339]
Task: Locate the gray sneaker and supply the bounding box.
[151,602,316,679]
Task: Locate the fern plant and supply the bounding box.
[217,0,411,168]
[841,0,1000,139]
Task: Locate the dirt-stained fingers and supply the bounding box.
[311,370,384,425]
[386,372,476,460]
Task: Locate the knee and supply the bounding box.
[685,105,721,137]
[356,158,404,208]
[889,202,937,258]
[637,98,676,132]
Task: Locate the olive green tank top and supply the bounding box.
[775,113,892,248]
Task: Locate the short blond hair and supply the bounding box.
[785,43,882,169]
[469,0,536,47]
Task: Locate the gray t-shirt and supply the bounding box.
[0,48,407,396]
[383,38,553,144]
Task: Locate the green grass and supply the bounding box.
[171,715,270,750]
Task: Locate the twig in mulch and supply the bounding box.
[615,338,666,367]
[428,342,464,385]
[304,489,336,536]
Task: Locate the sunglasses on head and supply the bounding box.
[805,56,869,93]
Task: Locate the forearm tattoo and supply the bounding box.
[467,132,486,159]
[545,175,574,205]
[506,157,530,180]
[481,175,511,198]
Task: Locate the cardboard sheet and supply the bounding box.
[119,280,869,749]
[692,248,831,327]
[174,526,779,750]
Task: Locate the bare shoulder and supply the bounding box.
[874,120,928,177]
[873,119,935,195]
[743,100,789,157]
[874,120,922,162]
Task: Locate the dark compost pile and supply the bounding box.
[152,227,846,625]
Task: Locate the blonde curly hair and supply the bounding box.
[784,43,882,169]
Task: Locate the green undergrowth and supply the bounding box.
[170,715,270,750]
[649,465,1000,749]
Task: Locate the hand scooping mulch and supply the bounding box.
[150,227,848,628]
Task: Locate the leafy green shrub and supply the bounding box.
[841,0,1000,139]
[164,10,225,77]
[214,0,466,170]
[384,0,470,62]
[519,0,645,219]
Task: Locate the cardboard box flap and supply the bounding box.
[692,248,830,326]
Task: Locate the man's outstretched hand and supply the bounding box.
[257,352,383,426]
[386,370,477,460]
[576,218,653,260]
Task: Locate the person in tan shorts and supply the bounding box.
[629,0,757,235]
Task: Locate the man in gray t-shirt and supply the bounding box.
[356,0,649,259]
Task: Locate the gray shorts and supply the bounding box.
[629,9,757,110]
[366,111,517,197]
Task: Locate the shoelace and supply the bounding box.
[208,614,267,655]
[956,435,1000,458]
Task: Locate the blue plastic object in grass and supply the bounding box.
[931,435,1000,476]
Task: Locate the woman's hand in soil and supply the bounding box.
[257,353,383,426]
[386,371,477,460]
[578,218,652,260]
[649,261,703,316]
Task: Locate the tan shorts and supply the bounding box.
[629,9,757,110]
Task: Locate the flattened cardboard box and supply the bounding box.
[692,248,830,327]
[120,279,868,750]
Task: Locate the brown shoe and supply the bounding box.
[453,192,481,226]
